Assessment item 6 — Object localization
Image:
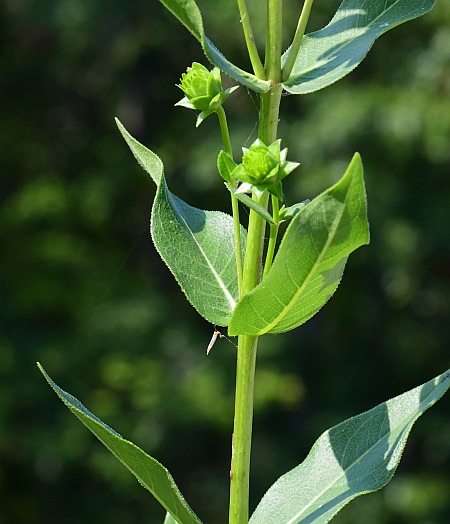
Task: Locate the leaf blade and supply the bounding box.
[152,179,244,326]
[38,363,203,524]
[117,119,245,326]
[282,0,436,94]
[157,0,270,92]
[158,0,204,42]
[250,369,450,524]
[229,153,369,336]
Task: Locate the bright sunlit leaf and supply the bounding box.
[229,153,369,336]
[250,369,450,524]
[282,0,436,94]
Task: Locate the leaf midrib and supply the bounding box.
[258,187,352,335]
[287,0,407,80]
[170,193,237,311]
[285,384,441,523]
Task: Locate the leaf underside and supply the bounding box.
[250,369,450,524]
[282,0,436,94]
[38,364,202,524]
[116,118,244,327]
[229,153,369,336]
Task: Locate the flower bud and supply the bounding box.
[176,63,238,126]
[232,139,300,200]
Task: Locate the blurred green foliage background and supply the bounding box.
[1,0,449,523]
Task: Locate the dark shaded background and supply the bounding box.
[1,1,449,523]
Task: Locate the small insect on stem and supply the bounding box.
[207,330,224,355]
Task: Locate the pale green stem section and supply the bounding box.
[282,0,315,81]
[236,0,266,78]
[263,195,280,277]
[229,191,269,524]
[265,0,283,82]
[217,105,233,157]
[216,106,243,296]
[229,22,283,521]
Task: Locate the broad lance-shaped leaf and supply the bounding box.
[229,153,368,336]
[282,0,435,95]
[250,369,450,524]
[116,118,245,327]
[37,364,203,524]
[158,0,270,93]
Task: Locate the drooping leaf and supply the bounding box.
[203,37,270,93]
[250,369,450,524]
[38,364,203,524]
[158,0,270,92]
[116,119,245,327]
[282,0,436,95]
[228,153,368,336]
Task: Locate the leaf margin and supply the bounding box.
[37,362,203,524]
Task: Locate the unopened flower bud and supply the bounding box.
[231,139,300,199]
[176,63,238,126]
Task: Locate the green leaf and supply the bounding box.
[250,369,450,524]
[158,0,204,42]
[115,118,162,185]
[225,183,275,225]
[229,153,369,336]
[282,0,436,95]
[164,513,180,524]
[116,119,245,327]
[37,363,203,524]
[158,0,270,92]
[218,151,237,184]
[152,179,245,326]
[203,37,270,93]
[279,200,310,221]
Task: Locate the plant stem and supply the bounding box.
[282,0,315,81]
[236,0,266,79]
[229,191,268,524]
[265,0,283,83]
[228,6,283,516]
[216,106,244,296]
[217,106,234,158]
[263,195,280,277]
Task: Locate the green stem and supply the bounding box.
[216,106,243,296]
[217,106,234,157]
[263,195,280,277]
[229,0,284,519]
[229,41,283,524]
[265,0,283,83]
[236,0,266,78]
[229,191,268,524]
[282,0,315,81]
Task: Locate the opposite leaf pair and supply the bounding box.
[38,363,450,524]
[116,119,368,335]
